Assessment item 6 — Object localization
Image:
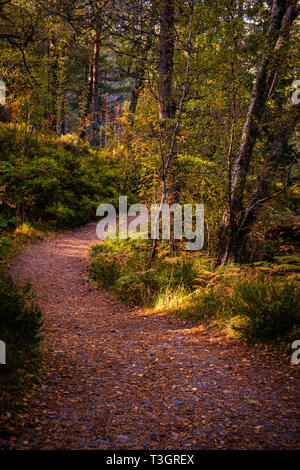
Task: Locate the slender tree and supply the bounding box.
[90,23,101,146]
[216,0,299,265]
[151,0,194,260]
[233,102,300,261]
[158,0,175,121]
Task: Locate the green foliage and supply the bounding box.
[231,276,300,344]
[273,254,300,265]
[13,222,45,244]
[1,149,45,415]
[90,239,300,349]
[114,270,158,305]
[176,285,225,323]
[0,216,17,228]
[0,124,134,229]
[89,238,197,306]
[173,273,300,351]
[0,266,43,414]
[0,158,16,260]
[89,255,120,289]
[90,236,148,256]
[0,236,12,260]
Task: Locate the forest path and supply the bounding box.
[8,223,300,449]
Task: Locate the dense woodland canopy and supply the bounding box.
[0,0,299,264]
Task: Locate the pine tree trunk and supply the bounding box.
[48,38,58,133]
[91,24,100,146]
[79,59,93,139]
[158,0,175,121]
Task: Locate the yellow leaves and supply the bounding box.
[248,400,259,406]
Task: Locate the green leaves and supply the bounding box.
[0,215,17,227]
[0,215,8,227]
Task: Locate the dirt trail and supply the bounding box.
[7,223,300,449]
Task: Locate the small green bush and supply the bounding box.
[13,222,44,244]
[231,275,300,344]
[155,285,190,311]
[114,270,158,305]
[89,255,120,289]
[176,285,225,323]
[158,259,197,290]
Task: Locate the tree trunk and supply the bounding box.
[79,58,93,139]
[151,2,194,261]
[158,0,175,121]
[233,103,300,261]
[91,24,100,146]
[48,37,58,133]
[216,0,298,265]
[129,76,144,114]
[129,28,154,115]
[60,92,66,135]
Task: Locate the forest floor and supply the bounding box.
[5,223,300,449]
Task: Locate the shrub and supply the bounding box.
[89,238,197,306]
[230,275,300,344]
[0,235,12,260]
[176,285,226,323]
[173,273,300,350]
[155,285,190,311]
[158,258,197,290]
[0,123,136,230]
[89,255,120,289]
[13,222,44,244]
[0,266,43,414]
[114,270,159,305]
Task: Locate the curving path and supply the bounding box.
[5,223,300,449]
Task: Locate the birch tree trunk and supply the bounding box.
[216,0,298,265]
[233,103,300,261]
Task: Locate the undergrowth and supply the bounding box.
[90,240,300,353]
[0,123,136,230]
[89,238,197,306]
[0,266,43,419]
